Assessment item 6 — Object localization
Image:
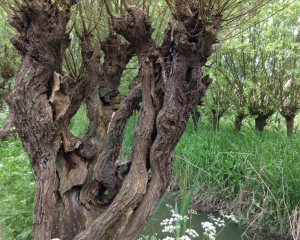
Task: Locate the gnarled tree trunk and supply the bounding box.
[9,1,220,240]
[254,112,273,133]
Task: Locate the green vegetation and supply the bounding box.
[0,137,34,240]
[174,119,300,236]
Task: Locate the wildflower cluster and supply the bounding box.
[159,205,199,240]
[220,211,238,223]
[201,212,239,240]
[208,214,225,227]
[201,221,216,240]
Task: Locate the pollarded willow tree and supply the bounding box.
[212,0,300,134]
[0,0,270,239]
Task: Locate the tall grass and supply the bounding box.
[173,120,300,237]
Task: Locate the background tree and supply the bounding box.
[212,45,250,133]
[204,77,230,132]
[274,2,300,137]
[0,14,20,138]
[0,0,271,239]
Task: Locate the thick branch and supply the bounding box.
[93,82,142,202]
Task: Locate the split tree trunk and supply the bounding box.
[255,115,268,132]
[9,1,221,240]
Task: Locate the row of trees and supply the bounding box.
[202,1,300,136]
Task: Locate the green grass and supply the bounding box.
[0,137,34,240]
[1,107,300,238]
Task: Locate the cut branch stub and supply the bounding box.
[113,6,156,54]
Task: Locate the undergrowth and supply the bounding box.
[0,137,34,240]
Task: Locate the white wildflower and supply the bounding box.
[209,215,225,227]
[186,229,199,238]
[163,237,175,240]
[201,221,216,240]
[188,209,197,215]
[166,204,172,209]
[178,235,191,240]
[162,225,180,233]
[224,214,238,223]
[201,222,216,233]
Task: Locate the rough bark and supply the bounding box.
[77,3,217,239]
[9,1,79,239]
[9,1,220,240]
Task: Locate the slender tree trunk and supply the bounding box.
[212,110,222,132]
[191,108,201,131]
[0,74,15,139]
[0,104,16,139]
[234,114,245,133]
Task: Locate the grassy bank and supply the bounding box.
[173,120,300,237]
[0,107,299,239]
